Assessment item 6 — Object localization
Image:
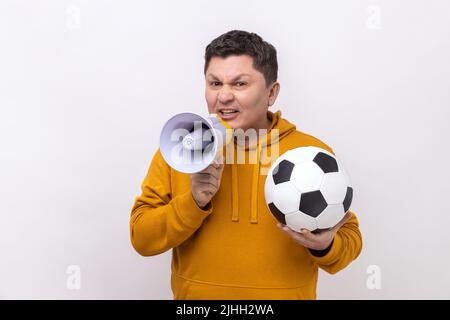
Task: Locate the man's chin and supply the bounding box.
[224,119,241,130]
[229,123,248,132]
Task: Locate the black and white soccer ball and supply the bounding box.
[264,146,353,232]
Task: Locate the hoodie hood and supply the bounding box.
[226,110,297,223]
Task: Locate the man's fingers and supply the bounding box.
[278,224,315,248]
[195,179,217,189]
[200,164,223,180]
[195,172,219,184]
[210,154,224,169]
[213,154,224,166]
[199,165,216,175]
[197,168,220,181]
[298,228,319,241]
[195,181,218,193]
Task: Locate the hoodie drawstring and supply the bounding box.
[227,110,293,224]
[230,143,262,224]
[231,161,239,222]
[250,144,261,224]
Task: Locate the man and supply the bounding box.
[130,30,362,299]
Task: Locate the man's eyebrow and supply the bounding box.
[207,73,251,81]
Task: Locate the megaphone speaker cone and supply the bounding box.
[159,112,231,174]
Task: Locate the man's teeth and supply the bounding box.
[221,110,238,114]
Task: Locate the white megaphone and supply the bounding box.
[159,112,232,174]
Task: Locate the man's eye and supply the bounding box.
[235,82,247,87]
[210,81,222,86]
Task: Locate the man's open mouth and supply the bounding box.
[220,110,239,116]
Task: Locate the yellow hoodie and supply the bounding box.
[130,111,362,299]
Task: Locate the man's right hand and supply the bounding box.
[190,157,224,209]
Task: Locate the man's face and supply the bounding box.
[205,55,279,131]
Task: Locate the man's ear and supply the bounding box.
[268,82,280,106]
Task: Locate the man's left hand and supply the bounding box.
[277,212,352,251]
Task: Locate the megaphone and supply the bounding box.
[159,112,232,174]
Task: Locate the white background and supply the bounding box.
[1,0,449,299]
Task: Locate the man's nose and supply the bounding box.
[218,86,234,103]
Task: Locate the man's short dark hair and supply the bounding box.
[204,30,278,87]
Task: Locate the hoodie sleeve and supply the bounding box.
[307,211,363,274]
[130,149,213,256]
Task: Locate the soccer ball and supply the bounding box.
[264,146,353,232]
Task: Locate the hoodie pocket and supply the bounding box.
[172,273,316,300]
